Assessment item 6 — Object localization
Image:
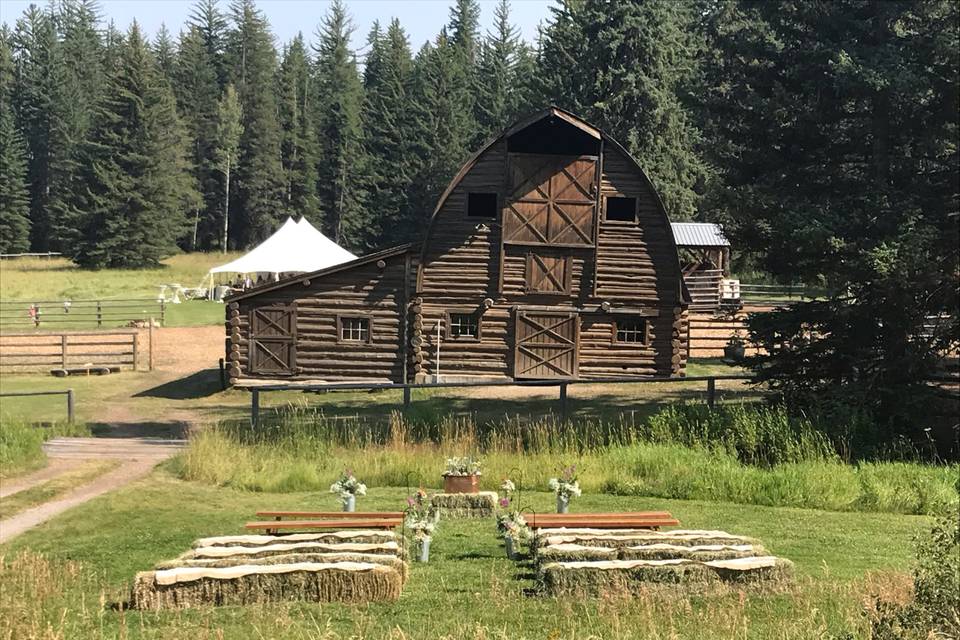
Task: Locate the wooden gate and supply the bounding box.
[249,305,297,375]
[513,310,579,379]
[503,154,597,246]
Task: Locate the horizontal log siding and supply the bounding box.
[229,254,409,383]
[418,304,512,379]
[597,146,680,307]
[419,141,506,298]
[578,313,676,378]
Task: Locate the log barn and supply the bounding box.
[224,107,690,385]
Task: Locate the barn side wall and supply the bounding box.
[226,253,411,384]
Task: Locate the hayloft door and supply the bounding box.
[513,310,579,379]
[249,305,297,376]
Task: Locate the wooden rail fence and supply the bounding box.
[0,329,152,373]
[0,389,75,423]
[243,375,755,428]
[0,298,165,329]
[686,312,759,359]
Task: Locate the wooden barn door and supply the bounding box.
[503,155,597,246]
[249,305,297,376]
[513,310,579,379]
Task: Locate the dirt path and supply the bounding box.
[0,437,185,544]
[0,458,85,499]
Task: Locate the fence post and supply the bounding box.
[148,319,154,371]
[96,301,102,328]
[251,389,260,428]
[160,300,166,326]
[131,332,138,371]
[706,377,716,409]
[402,385,411,412]
[559,382,568,422]
[219,358,226,390]
[66,389,75,424]
[34,303,40,328]
[61,334,67,368]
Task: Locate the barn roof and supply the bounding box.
[224,243,414,302]
[671,222,729,248]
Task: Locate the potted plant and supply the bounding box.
[405,489,439,562]
[724,333,746,362]
[548,465,582,513]
[329,469,367,512]
[443,456,482,494]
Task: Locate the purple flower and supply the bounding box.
[499,498,510,508]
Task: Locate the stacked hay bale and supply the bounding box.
[430,491,499,518]
[131,530,408,610]
[528,528,792,595]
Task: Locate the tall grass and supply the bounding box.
[0,419,89,478]
[173,405,958,515]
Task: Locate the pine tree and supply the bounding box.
[73,23,192,267]
[175,24,223,249]
[277,33,319,219]
[152,23,176,80]
[213,84,243,252]
[226,0,284,247]
[361,18,415,248]
[538,0,708,219]
[190,0,229,87]
[11,5,56,250]
[0,27,31,253]
[474,0,521,144]
[445,0,481,145]
[312,0,368,248]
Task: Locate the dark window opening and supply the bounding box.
[448,312,480,340]
[468,192,498,218]
[339,317,370,342]
[615,317,647,344]
[606,197,637,222]
[507,116,601,156]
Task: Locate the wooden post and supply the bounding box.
[61,334,67,368]
[148,319,154,371]
[96,301,102,328]
[219,358,226,390]
[131,332,138,371]
[559,382,568,422]
[34,303,40,328]
[66,389,75,424]
[251,389,260,428]
[403,385,411,412]
[160,300,166,326]
[707,377,716,409]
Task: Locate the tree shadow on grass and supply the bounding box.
[134,369,223,400]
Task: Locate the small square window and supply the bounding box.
[468,192,498,218]
[448,312,480,340]
[339,316,370,342]
[606,197,637,222]
[614,317,647,344]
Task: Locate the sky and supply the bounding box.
[0,0,557,52]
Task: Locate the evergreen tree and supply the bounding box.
[226,0,284,247]
[213,84,243,252]
[277,33,319,219]
[190,0,229,87]
[11,5,56,250]
[175,24,223,249]
[73,23,192,267]
[0,27,31,253]
[474,0,521,144]
[444,0,480,146]
[405,34,472,239]
[152,23,176,80]
[361,18,415,248]
[312,0,367,248]
[538,0,708,220]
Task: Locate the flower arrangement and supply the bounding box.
[329,469,367,502]
[500,478,516,495]
[444,456,483,476]
[496,510,530,543]
[405,488,440,543]
[549,465,581,513]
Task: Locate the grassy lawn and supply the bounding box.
[0,459,118,519]
[0,253,238,328]
[0,467,929,640]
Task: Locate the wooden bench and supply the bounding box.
[256,511,405,521]
[527,512,679,531]
[244,517,403,534]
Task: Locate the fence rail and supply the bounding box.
[0,298,164,329]
[738,283,809,304]
[0,389,75,423]
[243,375,755,428]
[0,329,151,373]
[0,251,63,259]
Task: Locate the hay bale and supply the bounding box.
[154,552,409,583]
[183,540,400,560]
[130,562,402,610]
[535,542,764,566]
[535,543,618,565]
[534,530,756,551]
[429,492,498,518]
[193,531,397,548]
[703,556,793,583]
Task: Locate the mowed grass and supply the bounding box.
[0,253,240,327]
[0,468,932,640]
[0,459,118,519]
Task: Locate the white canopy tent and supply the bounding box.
[208,217,356,290]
